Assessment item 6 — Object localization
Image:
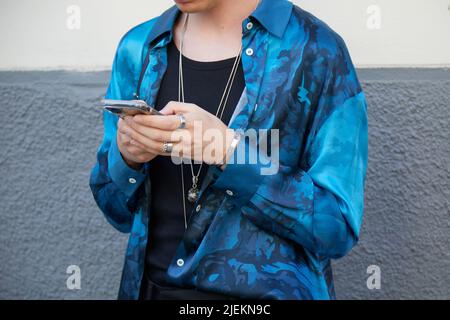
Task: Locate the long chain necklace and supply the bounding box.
[178,13,243,229]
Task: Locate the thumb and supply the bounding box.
[160,101,192,115]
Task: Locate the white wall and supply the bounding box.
[0,0,449,70]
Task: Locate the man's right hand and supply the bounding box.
[117,116,157,170]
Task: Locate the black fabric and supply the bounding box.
[139,268,237,300]
[141,40,245,299]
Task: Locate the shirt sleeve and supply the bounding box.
[89,39,148,233]
[212,36,368,259]
[108,130,147,199]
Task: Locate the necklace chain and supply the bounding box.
[178,13,243,229]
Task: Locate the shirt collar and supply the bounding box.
[145,0,293,47]
[251,0,293,38]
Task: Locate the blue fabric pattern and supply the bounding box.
[89,0,368,300]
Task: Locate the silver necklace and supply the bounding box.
[178,13,243,228]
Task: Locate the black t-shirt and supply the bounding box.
[144,40,245,286]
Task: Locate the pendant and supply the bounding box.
[187,186,199,203]
[187,176,199,203]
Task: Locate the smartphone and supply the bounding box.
[100,99,162,118]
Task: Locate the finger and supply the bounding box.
[125,145,155,163]
[169,131,204,162]
[118,132,149,156]
[170,140,199,161]
[134,138,184,158]
[117,117,125,132]
[159,101,195,115]
[128,139,155,156]
[127,142,149,155]
[127,118,181,142]
[122,124,167,154]
[117,128,132,148]
[133,114,181,131]
[119,132,143,151]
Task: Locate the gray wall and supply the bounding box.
[0,69,448,300]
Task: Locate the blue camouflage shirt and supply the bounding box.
[89,0,368,300]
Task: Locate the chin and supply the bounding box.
[174,0,213,13]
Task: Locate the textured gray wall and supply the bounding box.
[0,69,448,300]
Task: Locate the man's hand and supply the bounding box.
[117,117,157,170]
[123,101,235,165]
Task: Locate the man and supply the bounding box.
[90,0,368,300]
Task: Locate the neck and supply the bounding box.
[174,0,259,61]
[188,0,258,34]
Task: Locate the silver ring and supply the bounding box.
[177,114,186,129]
[162,142,173,154]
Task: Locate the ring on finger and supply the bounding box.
[177,114,186,129]
[162,141,174,154]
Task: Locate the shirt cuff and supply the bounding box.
[108,136,147,199]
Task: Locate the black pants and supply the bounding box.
[139,272,238,300]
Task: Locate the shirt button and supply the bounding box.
[245,48,254,56]
[226,190,234,196]
[246,22,253,30]
[128,177,137,184]
[195,204,202,212]
[177,259,184,267]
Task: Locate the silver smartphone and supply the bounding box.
[101,99,162,118]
